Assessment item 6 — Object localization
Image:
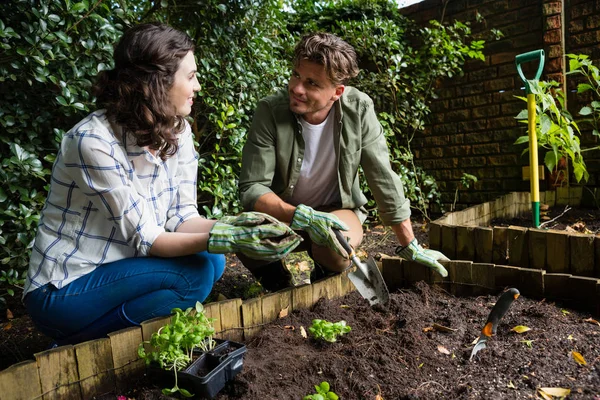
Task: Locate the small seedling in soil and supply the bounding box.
[308,319,351,343]
[137,301,216,397]
[303,381,339,400]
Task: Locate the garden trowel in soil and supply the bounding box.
[334,230,389,306]
[469,288,520,361]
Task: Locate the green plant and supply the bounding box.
[567,54,600,137]
[308,319,351,343]
[452,173,477,211]
[138,302,217,397]
[303,381,339,400]
[514,80,589,184]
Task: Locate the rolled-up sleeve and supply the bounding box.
[61,130,164,255]
[239,99,278,210]
[165,123,201,231]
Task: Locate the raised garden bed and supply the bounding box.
[1,192,599,399]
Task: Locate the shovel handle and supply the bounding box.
[515,49,545,94]
[333,229,354,257]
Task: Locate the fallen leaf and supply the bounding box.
[561,309,570,316]
[422,326,433,332]
[537,389,553,400]
[572,351,587,366]
[283,325,295,331]
[278,307,289,319]
[511,325,531,334]
[6,309,13,320]
[432,323,456,333]
[340,305,350,308]
[507,381,516,389]
[3,323,12,331]
[300,326,307,338]
[375,396,384,400]
[437,345,451,355]
[538,387,571,398]
[471,337,479,345]
[583,317,600,326]
[567,334,574,341]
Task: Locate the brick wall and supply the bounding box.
[401,0,600,210]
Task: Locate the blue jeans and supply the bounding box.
[24,252,225,341]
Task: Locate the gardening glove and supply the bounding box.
[289,204,350,259]
[395,238,449,277]
[208,212,302,261]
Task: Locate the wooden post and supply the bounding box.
[429,222,442,251]
[474,227,493,263]
[528,228,547,270]
[108,327,144,392]
[507,226,529,268]
[441,224,456,259]
[456,226,475,261]
[546,231,570,273]
[35,345,82,400]
[292,284,314,310]
[74,338,115,399]
[241,297,263,340]
[203,302,223,339]
[569,233,595,277]
[492,227,509,265]
[0,360,43,400]
[217,298,243,342]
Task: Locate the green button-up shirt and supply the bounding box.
[239,86,411,226]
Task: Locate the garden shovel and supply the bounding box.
[469,288,520,361]
[334,230,389,306]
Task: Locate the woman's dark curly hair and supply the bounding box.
[93,23,195,160]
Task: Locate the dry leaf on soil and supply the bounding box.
[583,317,600,326]
[572,351,587,366]
[511,325,531,334]
[538,387,571,399]
[300,326,307,338]
[437,345,451,355]
[6,309,13,319]
[278,306,289,319]
[422,326,433,333]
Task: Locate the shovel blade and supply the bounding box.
[348,257,389,306]
[469,336,488,361]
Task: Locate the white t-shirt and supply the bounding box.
[289,110,341,207]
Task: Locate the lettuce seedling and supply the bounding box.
[308,319,351,343]
[138,301,216,397]
[303,381,339,400]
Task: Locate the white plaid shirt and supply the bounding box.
[24,110,201,296]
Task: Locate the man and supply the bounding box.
[239,32,448,291]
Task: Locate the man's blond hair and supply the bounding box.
[293,32,359,85]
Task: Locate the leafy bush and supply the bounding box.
[0,0,137,305]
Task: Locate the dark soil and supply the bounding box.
[2,217,600,399]
[490,205,600,234]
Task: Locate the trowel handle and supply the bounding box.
[333,229,355,257]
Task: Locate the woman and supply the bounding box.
[23,23,300,345]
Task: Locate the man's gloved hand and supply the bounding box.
[395,238,449,277]
[289,204,350,258]
[208,212,302,261]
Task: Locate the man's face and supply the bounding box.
[288,59,344,125]
[168,51,201,117]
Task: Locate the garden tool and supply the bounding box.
[469,288,520,361]
[516,50,545,228]
[334,230,389,306]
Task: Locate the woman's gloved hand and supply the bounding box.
[290,204,350,259]
[208,212,302,261]
[395,238,449,277]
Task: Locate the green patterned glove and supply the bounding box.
[395,238,449,277]
[290,204,350,258]
[208,212,302,261]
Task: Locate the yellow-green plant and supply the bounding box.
[138,302,216,397]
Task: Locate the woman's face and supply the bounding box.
[168,51,201,117]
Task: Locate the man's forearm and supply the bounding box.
[253,192,297,223]
[391,218,415,247]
